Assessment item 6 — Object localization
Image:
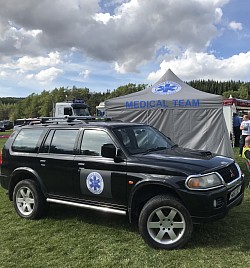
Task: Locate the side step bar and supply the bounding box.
[47,198,127,216]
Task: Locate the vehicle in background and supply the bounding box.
[13,118,40,130]
[0,121,5,132]
[54,99,90,117]
[12,99,91,130]
[96,101,105,117]
[2,120,13,130]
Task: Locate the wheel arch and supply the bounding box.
[9,167,47,201]
[128,182,182,224]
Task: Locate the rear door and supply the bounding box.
[74,128,127,206]
[37,128,79,197]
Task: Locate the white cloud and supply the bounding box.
[17,52,62,71]
[25,29,42,38]
[0,0,249,97]
[79,69,90,79]
[0,21,42,54]
[0,0,228,73]
[148,50,250,82]
[26,73,34,79]
[34,67,63,83]
[93,13,121,24]
[0,71,8,78]
[228,21,243,31]
[214,8,223,23]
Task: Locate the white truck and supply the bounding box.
[54,99,90,117]
[95,101,105,117]
[13,100,91,129]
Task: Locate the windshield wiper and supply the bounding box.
[171,144,178,149]
[143,147,167,154]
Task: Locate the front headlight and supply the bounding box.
[186,172,223,190]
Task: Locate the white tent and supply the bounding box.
[105,69,234,158]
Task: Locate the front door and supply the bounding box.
[74,129,127,206]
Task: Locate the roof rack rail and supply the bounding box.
[66,116,112,122]
[39,116,112,124]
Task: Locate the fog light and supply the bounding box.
[213,197,224,208]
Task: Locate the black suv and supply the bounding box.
[0,118,245,249]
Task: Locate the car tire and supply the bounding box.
[138,195,193,249]
[13,179,49,219]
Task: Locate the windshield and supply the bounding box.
[113,125,175,155]
[73,108,90,116]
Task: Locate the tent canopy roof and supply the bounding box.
[105,69,222,110]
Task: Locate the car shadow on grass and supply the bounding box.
[44,187,250,251]
[46,200,250,252]
[47,203,136,232]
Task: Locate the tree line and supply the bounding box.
[188,79,250,99]
[0,80,249,121]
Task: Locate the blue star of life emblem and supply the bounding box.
[86,172,104,194]
[152,81,182,95]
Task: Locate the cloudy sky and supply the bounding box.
[0,0,249,97]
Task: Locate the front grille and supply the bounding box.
[217,163,240,184]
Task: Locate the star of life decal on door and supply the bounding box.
[86,172,104,194]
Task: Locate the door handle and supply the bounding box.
[40,159,46,167]
[78,163,85,171]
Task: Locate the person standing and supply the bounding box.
[239,115,250,156]
[242,135,250,160]
[242,135,250,174]
[233,113,242,147]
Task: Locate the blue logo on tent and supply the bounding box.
[86,172,104,194]
[152,81,182,95]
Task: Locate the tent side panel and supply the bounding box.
[107,107,233,158]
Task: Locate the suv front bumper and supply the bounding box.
[177,176,246,223]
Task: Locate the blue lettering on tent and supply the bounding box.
[140,101,146,108]
[156,100,163,108]
[149,100,155,107]
[126,101,134,108]
[173,99,200,107]
[134,101,139,108]
[126,99,200,109]
[192,99,200,106]
[179,100,185,107]
[185,99,191,106]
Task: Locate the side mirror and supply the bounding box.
[101,143,116,158]
[101,144,125,163]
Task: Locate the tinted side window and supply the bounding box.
[49,129,78,154]
[81,129,114,156]
[40,130,54,153]
[12,128,44,153]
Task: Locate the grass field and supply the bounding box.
[0,133,250,268]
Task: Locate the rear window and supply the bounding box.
[42,129,79,154]
[12,128,44,153]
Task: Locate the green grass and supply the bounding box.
[0,137,250,268]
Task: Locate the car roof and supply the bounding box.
[19,119,145,130]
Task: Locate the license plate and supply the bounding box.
[229,185,241,200]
